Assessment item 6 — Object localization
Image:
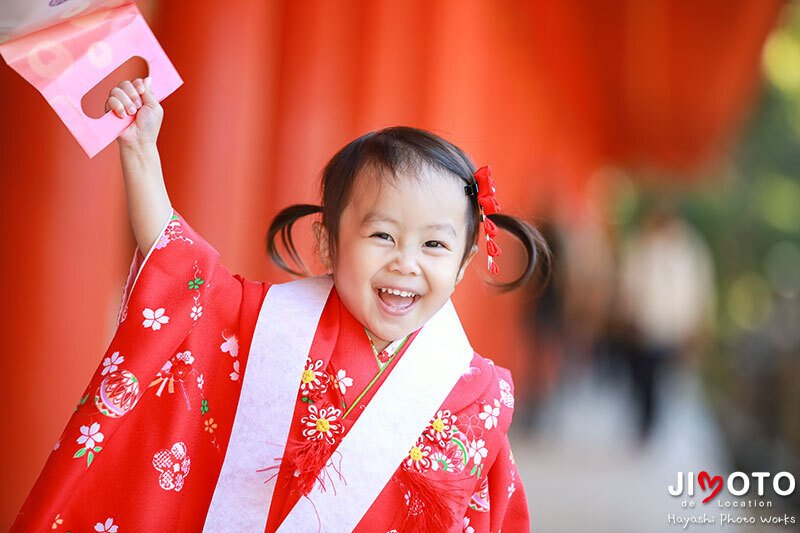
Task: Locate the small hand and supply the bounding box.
[104,77,164,147]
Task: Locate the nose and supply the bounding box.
[390,246,421,276]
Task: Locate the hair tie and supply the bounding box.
[471,166,502,275]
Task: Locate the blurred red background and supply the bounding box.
[0,0,782,527]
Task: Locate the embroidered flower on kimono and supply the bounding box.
[300,358,329,395]
[301,404,342,445]
[152,442,191,492]
[94,517,118,532]
[52,513,63,529]
[478,399,501,430]
[403,438,433,473]
[332,368,353,395]
[467,439,488,466]
[190,305,203,320]
[76,422,104,450]
[197,374,204,389]
[101,351,124,376]
[220,333,239,357]
[187,277,204,290]
[463,516,475,533]
[204,418,218,433]
[403,490,425,516]
[229,360,240,381]
[498,378,514,408]
[142,307,169,330]
[431,441,465,473]
[424,409,457,446]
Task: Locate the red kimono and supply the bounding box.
[13,212,530,532]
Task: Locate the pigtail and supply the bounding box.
[485,213,552,294]
[266,204,322,277]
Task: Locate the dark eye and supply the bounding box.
[425,240,448,249]
[371,232,394,242]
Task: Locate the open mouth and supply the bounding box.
[375,287,421,315]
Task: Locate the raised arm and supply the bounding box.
[105,77,172,254]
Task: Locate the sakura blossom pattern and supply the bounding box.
[142,307,169,331]
[101,352,124,376]
[220,332,240,384]
[73,422,104,467]
[478,399,501,430]
[93,517,118,532]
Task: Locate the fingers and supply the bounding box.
[105,78,152,119]
[140,77,158,107]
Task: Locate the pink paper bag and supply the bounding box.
[0,0,182,157]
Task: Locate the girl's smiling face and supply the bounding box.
[318,164,477,351]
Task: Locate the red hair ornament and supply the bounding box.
[469,166,502,275]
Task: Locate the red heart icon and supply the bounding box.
[698,471,723,503]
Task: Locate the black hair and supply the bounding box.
[266,126,550,292]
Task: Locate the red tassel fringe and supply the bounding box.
[398,469,462,532]
[282,438,341,496]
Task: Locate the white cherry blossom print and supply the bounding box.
[220,332,239,357]
[467,439,488,466]
[463,516,475,533]
[152,442,191,491]
[479,399,501,430]
[76,422,104,449]
[498,378,514,408]
[332,368,353,395]
[94,517,118,532]
[142,307,169,330]
[229,360,240,381]
[197,374,204,389]
[190,305,203,320]
[101,351,124,376]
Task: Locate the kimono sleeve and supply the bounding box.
[463,367,531,532]
[12,210,253,531]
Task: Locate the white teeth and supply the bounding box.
[379,287,417,298]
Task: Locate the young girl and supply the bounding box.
[13,77,547,532]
